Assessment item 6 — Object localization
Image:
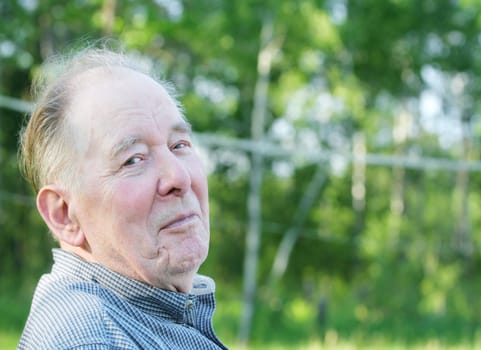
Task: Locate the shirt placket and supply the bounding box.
[183,296,197,327]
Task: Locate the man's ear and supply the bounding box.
[36,185,85,247]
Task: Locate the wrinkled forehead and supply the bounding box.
[65,66,181,155]
[69,65,167,105]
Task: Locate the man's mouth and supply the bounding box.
[161,213,198,230]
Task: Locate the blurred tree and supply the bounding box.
[1,0,481,346]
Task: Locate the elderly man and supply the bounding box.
[18,45,227,349]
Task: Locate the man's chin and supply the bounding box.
[169,255,205,275]
[160,267,200,293]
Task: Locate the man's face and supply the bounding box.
[66,67,209,292]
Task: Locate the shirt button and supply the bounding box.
[185,299,194,309]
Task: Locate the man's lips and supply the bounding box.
[161,213,198,230]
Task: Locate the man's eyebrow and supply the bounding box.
[172,120,192,134]
[110,135,141,159]
[110,122,192,159]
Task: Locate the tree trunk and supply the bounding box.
[352,132,366,234]
[388,107,411,244]
[453,117,471,256]
[101,0,116,35]
[238,17,281,347]
[268,163,326,286]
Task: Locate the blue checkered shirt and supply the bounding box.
[18,249,228,349]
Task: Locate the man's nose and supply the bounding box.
[157,151,191,197]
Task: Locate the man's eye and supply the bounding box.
[123,155,143,166]
[173,141,191,150]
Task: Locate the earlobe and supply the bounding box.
[36,186,86,247]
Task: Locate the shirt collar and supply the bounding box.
[51,248,215,323]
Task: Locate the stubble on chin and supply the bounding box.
[141,221,209,290]
[148,246,201,293]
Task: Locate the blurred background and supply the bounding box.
[2,0,481,349]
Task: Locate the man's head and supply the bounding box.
[19,46,210,293]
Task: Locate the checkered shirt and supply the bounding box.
[18,249,228,349]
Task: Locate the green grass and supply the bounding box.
[3,292,481,350]
[209,293,481,349]
[0,331,19,350]
[224,332,481,349]
[3,324,481,350]
[0,293,32,350]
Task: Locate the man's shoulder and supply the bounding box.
[35,271,109,313]
[19,274,122,349]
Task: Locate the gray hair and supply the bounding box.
[19,41,180,193]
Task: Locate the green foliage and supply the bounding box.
[2,0,481,348]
